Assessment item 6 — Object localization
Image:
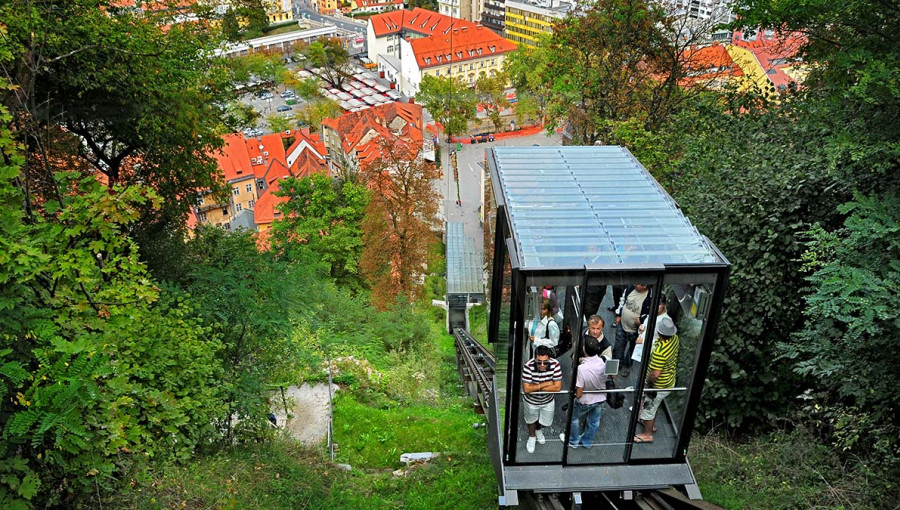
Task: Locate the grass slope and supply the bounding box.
[106,317,497,509]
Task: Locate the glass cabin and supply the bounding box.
[481,146,730,503]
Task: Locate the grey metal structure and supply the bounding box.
[446,221,484,331]
[480,146,731,507]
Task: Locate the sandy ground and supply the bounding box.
[271,383,339,446]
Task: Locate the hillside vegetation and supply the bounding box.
[0,0,898,508]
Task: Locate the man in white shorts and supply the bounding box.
[522,346,563,454]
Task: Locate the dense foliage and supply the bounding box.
[416,75,477,141]
[521,0,900,493]
[271,173,370,289]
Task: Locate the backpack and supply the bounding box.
[605,377,625,409]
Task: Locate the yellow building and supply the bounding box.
[262,0,294,23]
[317,0,340,15]
[503,0,574,48]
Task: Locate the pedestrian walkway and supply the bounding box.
[425,123,551,143]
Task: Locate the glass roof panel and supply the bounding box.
[491,146,720,269]
[446,221,483,294]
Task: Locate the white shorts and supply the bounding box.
[523,399,555,426]
[639,390,670,421]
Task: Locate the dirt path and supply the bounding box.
[271,383,339,446]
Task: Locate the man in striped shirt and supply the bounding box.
[522,346,563,454]
[635,316,679,444]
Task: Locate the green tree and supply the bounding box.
[0,150,224,506]
[182,227,308,443]
[302,38,352,88]
[241,0,270,38]
[733,0,900,475]
[0,0,240,278]
[294,76,323,101]
[505,38,552,126]
[267,113,293,133]
[788,194,900,457]
[222,8,241,41]
[271,173,370,288]
[295,98,343,132]
[475,72,510,133]
[417,75,477,142]
[535,0,702,144]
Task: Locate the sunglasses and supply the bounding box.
[536,360,550,366]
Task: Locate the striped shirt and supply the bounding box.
[522,358,562,405]
[648,334,679,389]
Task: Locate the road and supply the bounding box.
[296,7,367,35]
[438,131,563,260]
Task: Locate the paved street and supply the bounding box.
[297,7,366,34]
[438,131,563,260]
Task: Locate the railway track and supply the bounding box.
[452,327,495,415]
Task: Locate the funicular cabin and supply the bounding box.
[481,146,730,507]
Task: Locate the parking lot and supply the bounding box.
[238,60,407,136]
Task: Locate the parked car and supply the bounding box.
[280,90,295,99]
[257,90,274,99]
[276,105,293,112]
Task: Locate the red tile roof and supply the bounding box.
[253,180,287,227]
[214,133,255,181]
[204,129,328,232]
[410,24,515,69]
[321,102,424,170]
[369,7,459,38]
[680,44,743,87]
[732,31,806,90]
[369,9,515,69]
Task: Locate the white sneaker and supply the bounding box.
[559,433,566,442]
[526,436,536,453]
[535,430,546,445]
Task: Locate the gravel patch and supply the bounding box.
[271,383,339,446]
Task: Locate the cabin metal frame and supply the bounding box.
[482,147,731,506]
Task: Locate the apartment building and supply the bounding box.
[321,102,424,172]
[503,0,575,48]
[194,129,327,231]
[367,8,516,96]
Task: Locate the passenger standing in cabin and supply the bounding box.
[613,284,651,378]
[542,285,562,323]
[567,335,607,449]
[583,315,613,360]
[530,299,560,353]
[521,346,563,454]
[632,294,669,365]
[634,316,679,444]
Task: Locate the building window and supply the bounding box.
[248,200,255,209]
[223,208,228,216]
[245,183,252,193]
[198,212,207,221]
[232,186,240,196]
[236,203,243,212]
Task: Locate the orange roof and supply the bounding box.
[410,24,515,69]
[369,8,460,38]
[201,130,328,232]
[731,30,806,90]
[253,180,288,227]
[214,133,255,181]
[321,102,424,169]
[680,44,743,87]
